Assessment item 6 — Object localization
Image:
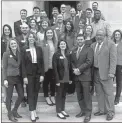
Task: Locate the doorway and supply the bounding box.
[44,1,78,19]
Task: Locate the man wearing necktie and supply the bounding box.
[85,8,93,25]
[91,29,117,121]
[71,34,94,123]
[14,9,29,37]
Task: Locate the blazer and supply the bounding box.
[2,50,21,81]
[22,46,44,78]
[14,19,29,37]
[52,23,65,41]
[52,50,72,84]
[91,40,117,80]
[70,45,94,82]
[15,35,27,50]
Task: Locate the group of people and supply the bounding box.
[1,1,122,123]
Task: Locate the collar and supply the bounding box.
[78,44,85,50]
[21,19,27,23]
[78,10,82,14]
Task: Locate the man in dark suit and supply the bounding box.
[50,7,59,26]
[71,34,94,123]
[91,29,117,121]
[85,8,94,25]
[15,23,30,107]
[14,9,29,37]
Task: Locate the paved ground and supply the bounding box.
[2,102,122,122]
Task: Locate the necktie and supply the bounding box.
[76,47,81,59]
[96,43,101,54]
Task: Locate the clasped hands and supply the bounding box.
[73,68,81,75]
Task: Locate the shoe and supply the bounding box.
[12,111,22,118]
[76,112,85,118]
[106,113,114,121]
[57,113,66,119]
[21,102,26,107]
[50,96,56,105]
[94,111,106,116]
[61,111,69,117]
[84,116,91,123]
[114,97,120,105]
[45,97,53,106]
[8,114,18,122]
[31,118,36,123]
[35,116,39,120]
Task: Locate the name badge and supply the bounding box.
[60,56,64,59]
[26,49,30,52]
[21,40,25,43]
[10,55,13,58]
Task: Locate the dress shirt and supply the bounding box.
[77,10,83,18]
[30,47,37,63]
[86,18,92,25]
[79,29,84,34]
[76,44,85,59]
[95,42,104,53]
[21,19,27,24]
[91,19,112,39]
[33,16,40,22]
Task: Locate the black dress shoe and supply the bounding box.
[13,111,22,118]
[106,113,114,121]
[76,112,85,118]
[8,114,18,122]
[94,111,106,116]
[84,116,91,123]
[57,114,66,119]
[35,116,39,120]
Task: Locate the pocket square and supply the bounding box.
[60,56,64,59]
[10,55,13,58]
[26,49,30,52]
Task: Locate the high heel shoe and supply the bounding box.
[45,97,53,106]
[8,114,18,122]
[57,113,66,119]
[12,111,22,118]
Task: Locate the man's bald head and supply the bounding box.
[96,29,105,44]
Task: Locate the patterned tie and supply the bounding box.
[96,43,101,54]
[76,47,81,59]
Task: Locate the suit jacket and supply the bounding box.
[50,17,57,26]
[52,23,65,42]
[14,19,29,37]
[71,45,94,82]
[2,50,21,82]
[91,40,117,80]
[22,46,44,78]
[15,35,27,50]
[52,50,72,84]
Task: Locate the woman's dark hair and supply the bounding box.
[43,27,57,46]
[112,29,122,43]
[29,19,38,30]
[26,31,37,47]
[2,24,12,38]
[64,20,74,33]
[57,38,69,55]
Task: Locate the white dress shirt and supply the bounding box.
[30,47,37,63]
[95,42,104,53]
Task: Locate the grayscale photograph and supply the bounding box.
[1,0,122,122]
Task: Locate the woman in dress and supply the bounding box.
[1,24,13,104]
[112,29,122,105]
[60,21,76,51]
[52,39,72,119]
[2,38,24,122]
[22,32,44,122]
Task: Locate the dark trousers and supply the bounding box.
[75,81,92,116]
[56,83,68,113]
[43,69,55,97]
[6,76,24,115]
[115,65,122,99]
[94,68,114,114]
